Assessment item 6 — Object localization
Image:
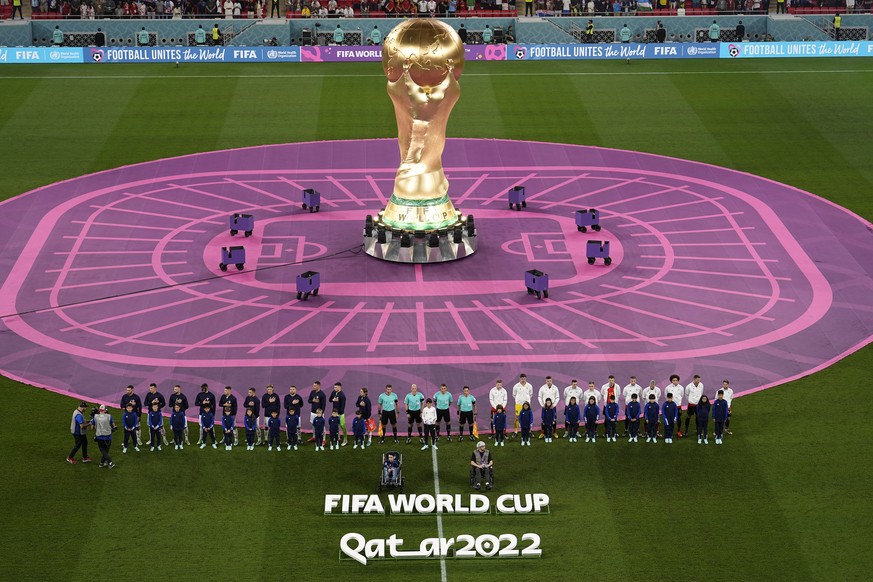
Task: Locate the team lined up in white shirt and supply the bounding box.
[487,373,734,436]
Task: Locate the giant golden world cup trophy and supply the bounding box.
[364,19,477,263]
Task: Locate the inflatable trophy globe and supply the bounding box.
[364,19,477,263]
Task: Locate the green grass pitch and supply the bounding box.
[0,58,872,581]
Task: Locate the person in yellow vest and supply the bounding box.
[12,0,24,19]
[585,19,594,43]
[776,0,785,14]
[833,13,841,41]
[211,23,222,45]
[524,0,533,16]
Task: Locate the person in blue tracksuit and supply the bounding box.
[284,386,304,447]
[604,395,619,442]
[712,390,729,445]
[583,396,600,442]
[625,394,641,443]
[328,410,341,450]
[244,408,257,451]
[200,405,217,449]
[222,405,235,450]
[170,404,187,450]
[541,399,556,443]
[493,404,508,446]
[243,387,261,445]
[644,394,660,443]
[148,403,163,452]
[355,387,372,442]
[661,393,678,444]
[313,409,326,451]
[266,410,281,451]
[564,397,580,443]
[122,403,140,453]
[143,383,166,446]
[308,382,327,443]
[518,402,533,446]
[696,395,712,445]
[286,407,300,450]
[352,409,366,449]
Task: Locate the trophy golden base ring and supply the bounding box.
[363,213,477,264]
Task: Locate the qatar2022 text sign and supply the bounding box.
[326,493,549,565]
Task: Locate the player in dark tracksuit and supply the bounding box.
[328,411,341,450]
[625,394,641,442]
[221,406,235,450]
[696,395,712,445]
[219,387,238,445]
[286,409,300,450]
[518,402,533,446]
[313,409,326,451]
[168,386,190,445]
[243,388,262,445]
[661,394,678,444]
[712,390,729,445]
[352,410,366,449]
[266,410,282,451]
[143,384,166,445]
[308,383,327,444]
[170,405,187,449]
[644,394,660,443]
[564,398,580,442]
[604,395,619,442]
[120,386,142,447]
[541,400,556,443]
[244,409,257,450]
[284,387,304,448]
[195,384,218,444]
[200,406,217,448]
[262,386,282,444]
[494,405,508,446]
[122,404,139,453]
[148,403,163,451]
[583,397,600,442]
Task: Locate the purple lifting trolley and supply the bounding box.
[296,271,320,301]
[508,186,526,211]
[229,213,254,237]
[525,269,549,299]
[575,208,601,233]
[586,240,612,266]
[302,188,321,213]
[219,246,246,272]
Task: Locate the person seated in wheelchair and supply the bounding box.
[382,452,400,484]
[470,441,493,491]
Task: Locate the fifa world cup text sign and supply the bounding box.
[326,493,548,565]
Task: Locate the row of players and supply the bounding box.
[69,374,734,465]
[105,373,733,447]
[83,385,730,465]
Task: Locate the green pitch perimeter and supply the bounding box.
[1,59,872,581]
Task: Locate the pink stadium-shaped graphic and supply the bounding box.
[0,139,870,411]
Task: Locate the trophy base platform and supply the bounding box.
[363,225,478,264]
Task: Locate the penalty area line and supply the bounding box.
[2,69,873,81]
[431,445,447,582]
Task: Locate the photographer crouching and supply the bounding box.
[91,405,118,469]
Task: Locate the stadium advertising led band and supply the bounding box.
[507,42,719,61]
[0,47,84,64]
[721,41,873,59]
[85,46,300,64]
